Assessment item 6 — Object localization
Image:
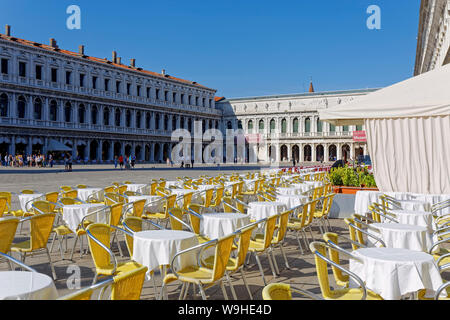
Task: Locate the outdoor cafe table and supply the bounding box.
[389,210,436,234]
[170,189,203,206]
[276,194,309,209]
[62,203,106,232]
[126,183,148,194]
[290,183,316,193]
[127,195,164,213]
[367,223,433,252]
[0,271,58,300]
[77,187,104,202]
[349,247,443,300]
[277,187,305,196]
[200,212,251,239]
[396,199,432,212]
[132,230,199,278]
[247,201,287,221]
[18,193,44,212]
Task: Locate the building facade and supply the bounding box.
[0,26,220,163]
[415,0,450,75]
[217,89,378,164]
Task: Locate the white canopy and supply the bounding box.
[319,64,450,194]
[319,63,450,126]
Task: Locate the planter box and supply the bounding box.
[332,186,379,195]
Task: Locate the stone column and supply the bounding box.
[109,141,114,161]
[10,135,16,156]
[43,98,49,121]
[85,140,90,161]
[287,144,292,162]
[350,143,355,160]
[27,97,33,120]
[324,143,329,162]
[27,136,32,155]
[97,139,103,162]
[311,143,316,162]
[150,143,155,162]
[298,144,303,163]
[337,143,342,160]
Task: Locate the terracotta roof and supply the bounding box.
[0,33,215,91]
[214,96,225,102]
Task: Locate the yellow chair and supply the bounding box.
[104,186,116,193]
[322,232,349,287]
[287,200,317,255]
[160,233,236,300]
[11,213,57,279]
[62,189,78,200]
[344,217,386,250]
[45,192,59,212]
[86,223,144,284]
[123,181,133,185]
[179,208,211,244]
[76,184,87,189]
[180,192,193,211]
[269,210,292,273]
[31,200,53,215]
[116,185,128,195]
[149,182,158,195]
[143,194,177,226]
[0,217,20,255]
[60,186,72,192]
[21,189,34,194]
[122,216,164,257]
[0,192,15,216]
[124,191,137,197]
[262,283,324,300]
[125,199,146,218]
[248,215,279,286]
[110,265,148,300]
[309,241,383,300]
[59,197,76,206]
[0,196,8,218]
[104,192,126,205]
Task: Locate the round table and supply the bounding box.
[349,247,443,300]
[247,201,287,221]
[200,212,251,239]
[164,180,181,188]
[77,188,104,202]
[291,183,315,192]
[0,271,58,300]
[132,230,198,276]
[128,195,163,213]
[389,210,436,234]
[368,223,433,252]
[276,194,308,209]
[395,199,432,212]
[277,187,304,196]
[62,203,106,232]
[170,189,202,206]
[18,193,44,212]
[126,184,148,194]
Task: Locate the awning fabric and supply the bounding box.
[46,139,72,152]
[318,64,450,194]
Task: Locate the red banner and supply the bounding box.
[353,130,367,142]
[245,134,262,143]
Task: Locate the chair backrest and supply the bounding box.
[203,188,215,208]
[21,189,34,194]
[324,193,335,215]
[77,184,87,189]
[162,194,177,218]
[59,197,76,206]
[111,265,148,300]
[45,192,59,212]
[169,208,185,231]
[63,190,78,199]
[305,199,318,227]
[123,181,133,184]
[0,192,11,215]
[32,200,53,214]
[104,192,125,205]
[117,185,127,195]
[309,241,334,299]
[261,215,279,250]
[0,197,8,218]
[0,217,20,253]
[112,182,120,187]
[274,210,291,243]
[344,218,365,250]
[262,283,292,300]
[213,187,224,207]
[323,232,349,287]
[124,191,137,197]
[210,233,236,282]
[29,213,56,250]
[187,205,202,234]
[182,192,193,210]
[222,197,234,213]
[60,186,72,192]
[232,223,258,270]
[150,182,158,195]
[86,223,114,271]
[104,186,116,193]
[132,199,146,218]
[122,217,143,256]
[110,203,123,227]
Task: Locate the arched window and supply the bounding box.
[91,105,98,125]
[270,119,276,133]
[0,93,8,117]
[259,119,264,133]
[330,124,335,132]
[237,120,243,130]
[115,108,121,127]
[64,102,72,122]
[247,120,253,133]
[49,100,57,121]
[34,98,42,120]
[78,104,85,124]
[103,107,110,126]
[126,110,131,127]
[281,118,287,133]
[343,125,349,132]
[172,116,177,130]
[227,121,232,130]
[17,96,26,119]
[356,125,363,131]
[164,115,169,131]
[292,118,299,133]
[317,118,323,133]
[304,117,311,133]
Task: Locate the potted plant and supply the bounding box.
[329,165,378,194]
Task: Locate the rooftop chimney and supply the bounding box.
[161,69,166,75]
[5,25,11,37]
[130,58,135,68]
[49,38,58,48]
[112,51,117,64]
[78,45,85,55]
[117,57,121,65]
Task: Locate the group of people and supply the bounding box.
[114,155,136,170]
[1,153,55,168]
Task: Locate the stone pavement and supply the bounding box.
[0,165,352,300]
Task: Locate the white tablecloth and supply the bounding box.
[126,184,148,194]
[277,187,304,196]
[18,193,44,212]
[396,200,432,212]
[0,271,58,300]
[291,183,315,193]
[389,210,436,234]
[62,203,106,232]
[247,201,287,221]
[170,189,202,206]
[77,188,104,202]
[368,223,433,252]
[200,213,251,239]
[349,247,443,300]
[411,193,450,216]
[165,180,181,188]
[128,195,163,213]
[276,194,308,209]
[132,230,198,276]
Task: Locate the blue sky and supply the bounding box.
[0,0,421,98]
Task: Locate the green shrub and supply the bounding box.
[329,165,377,188]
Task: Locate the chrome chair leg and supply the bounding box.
[254,253,267,286]
[241,268,253,300]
